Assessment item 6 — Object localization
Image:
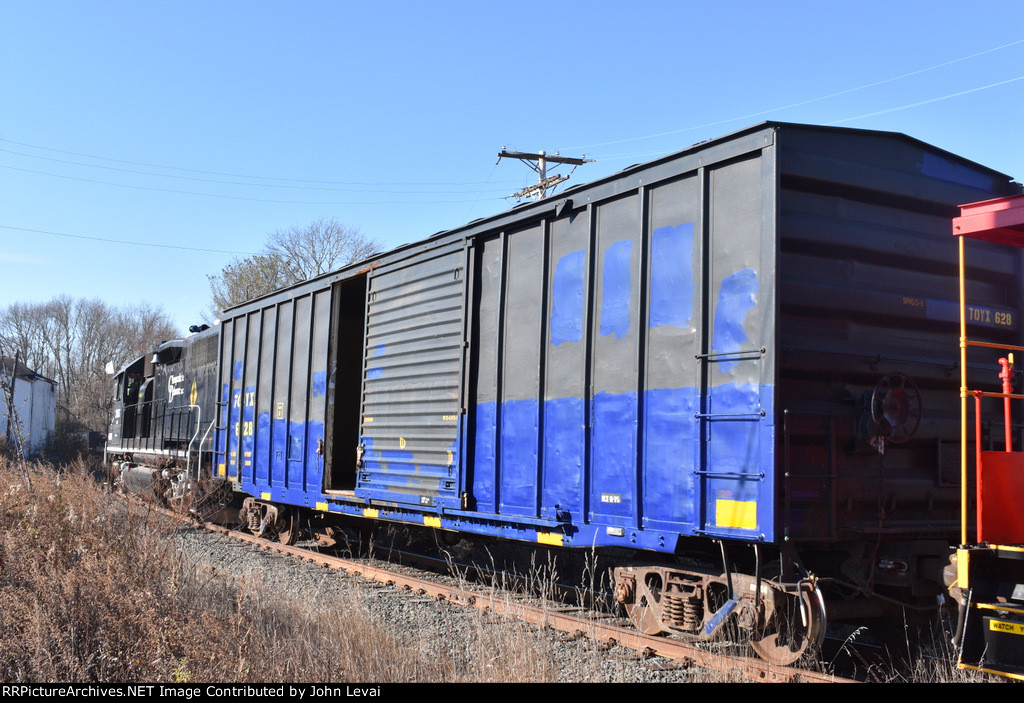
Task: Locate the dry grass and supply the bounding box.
[5,456,993,683]
[0,457,667,683]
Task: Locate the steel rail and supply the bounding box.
[201,519,855,684]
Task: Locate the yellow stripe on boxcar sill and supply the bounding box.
[424,516,441,528]
[716,499,757,530]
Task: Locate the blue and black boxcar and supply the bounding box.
[110,122,1023,663]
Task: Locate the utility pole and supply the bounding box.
[497,149,593,201]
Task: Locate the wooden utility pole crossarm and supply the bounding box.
[497,149,593,201]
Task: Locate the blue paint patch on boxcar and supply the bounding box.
[288,422,304,465]
[703,382,774,540]
[542,396,585,519]
[271,415,286,485]
[500,398,540,516]
[712,268,758,370]
[590,390,637,521]
[233,360,243,381]
[311,371,327,398]
[255,410,270,484]
[471,400,497,510]
[600,239,633,339]
[706,382,762,471]
[374,344,385,356]
[378,446,415,463]
[649,223,694,328]
[228,387,242,478]
[366,366,383,379]
[550,250,585,346]
[920,151,995,190]
[461,380,773,546]
[241,385,255,475]
[305,419,324,491]
[642,386,699,527]
[358,435,415,473]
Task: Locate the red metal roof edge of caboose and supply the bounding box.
[954,193,1024,247]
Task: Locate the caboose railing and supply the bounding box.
[956,199,1024,546]
[952,193,1024,680]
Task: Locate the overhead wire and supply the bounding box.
[3,37,1020,253]
[559,37,1024,156]
[0,224,255,255]
[0,146,520,194]
[0,136,521,188]
[0,163,511,206]
[827,75,1024,124]
[577,72,1024,166]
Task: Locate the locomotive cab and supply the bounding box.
[106,329,221,510]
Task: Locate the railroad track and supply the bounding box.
[193,515,856,684]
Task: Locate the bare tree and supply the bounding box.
[207,253,296,320]
[0,297,178,435]
[266,218,382,281]
[207,217,382,319]
[0,302,53,375]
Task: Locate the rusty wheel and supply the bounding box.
[749,578,826,666]
[621,571,669,636]
[276,508,299,546]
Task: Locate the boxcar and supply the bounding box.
[113,122,1024,662]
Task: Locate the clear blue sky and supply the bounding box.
[3,1,1023,334]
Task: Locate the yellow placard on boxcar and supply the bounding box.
[715,499,757,530]
[537,532,563,546]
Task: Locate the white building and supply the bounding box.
[1,357,57,456]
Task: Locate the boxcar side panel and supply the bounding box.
[462,131,778,547]
[499,223,545,518]
[642,175,701,533]
[543,211,591,524]
[590,193,642,528]
[217,289,333,507]
[701,153,776,541]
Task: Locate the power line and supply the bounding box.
[0,164,510,206]
[0,136,521,187]
[828,75,1024,124]
[559,37,1024,153]
[576,72,1024,166]
[0,146,522,193]
[0,224,255,254]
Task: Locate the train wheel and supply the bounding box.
[619,570,669,636]
[276,508,299,546]
[749,578,826,666]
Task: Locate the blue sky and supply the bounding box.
[3,1,1023,333]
